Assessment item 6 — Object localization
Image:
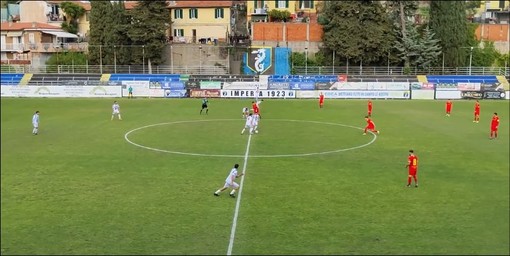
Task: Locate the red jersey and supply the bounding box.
[319,94,324,102]
[446,101,452,109]
[365,118,375,128]
[408,154,418,170]
[491,116,499,128]
[368,101,372,110]
[474,102,480,112]
[252,102,259,113]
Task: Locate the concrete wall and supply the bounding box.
[475,24,509,54]
[19,1,48,23]
[251,22,323,42]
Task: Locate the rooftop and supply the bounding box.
[0,21,61,31]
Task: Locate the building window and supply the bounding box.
[189,8,198,19]
[254,0,264,9]
[174,9,183,19]
[299,0,314,9]
[173,29,184,37]
[276,0,288,8]
[29,33,35,44]
[215,8,224,19]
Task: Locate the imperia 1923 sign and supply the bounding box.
[220,90,295,98]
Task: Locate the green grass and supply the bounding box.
[1,98,509,255]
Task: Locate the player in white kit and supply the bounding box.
[241,113,254,135]
[252,113,260,134]
[111,101,122,120]
[32,111,40,135]
[242,107,249,118]
[214,164,244,198]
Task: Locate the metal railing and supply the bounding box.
[0,65,230,75]
[292,66,510,76]
[1,64,508,76]
[1,43,89,52]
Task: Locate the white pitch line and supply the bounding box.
[227,133,252,255]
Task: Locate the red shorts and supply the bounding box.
[366,124,375,130]
[491,126,498,132]
[474,111,480,115]
[319,101,324,105]
[408,168,417,176]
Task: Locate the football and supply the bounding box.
[255,130,259,134]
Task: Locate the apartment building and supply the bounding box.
[169,1,233,44]
[0,21,82,66]
[246,0,320,23]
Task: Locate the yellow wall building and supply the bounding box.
[170,1,233,44]
[246,0,320,23]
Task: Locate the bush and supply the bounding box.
[269,9,291,22]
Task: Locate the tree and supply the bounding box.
[429,1,469,67]
[128,1,170,65]
[60,2,86,34]
[88,0,112,65]
[319,1,394,65]
[471,41,501,67]
[393,21,422,68]
[465,0,481,18]
[416,26,442,69]
[385,1,418,67]
[104,0,132,65]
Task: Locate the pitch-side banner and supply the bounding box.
[220,89,295,98]
[1,85,122,97]
[320,90,410,99]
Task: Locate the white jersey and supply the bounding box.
[245,115,254,127]
[112,103,120,113]
[225,167,238,184]
[242,107,249,113]
[252,114,260,125]
[32,113,39,124]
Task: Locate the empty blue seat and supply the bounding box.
[0,73,24,85]
[109,74,181,82]
[426,75,498,84]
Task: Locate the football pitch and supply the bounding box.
[1,98,509,255]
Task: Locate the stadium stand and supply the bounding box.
[346,75,419,82]
[27,74,103,85]
[187,74,259,82]
[269,75,339,83]
[426,75,498,84]
[108,74,181,82]
[0,73,23,85]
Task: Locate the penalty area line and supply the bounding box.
[227,133,252,255]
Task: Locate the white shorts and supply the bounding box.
[244,124,253,129]
[33,123,38,128]
[112,110,120,115]
[224,182,239,189]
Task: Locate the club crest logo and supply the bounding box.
[247,47,272,74]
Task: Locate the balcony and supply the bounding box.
[1,43,89,53]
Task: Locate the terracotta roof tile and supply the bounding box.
[0,21,62,31]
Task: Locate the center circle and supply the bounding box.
[124,119,377,158]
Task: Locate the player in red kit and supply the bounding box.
[406,149,418,188]
[473,100,480,123]
[367,100,373,117]
[445,100,453,116]
[363,116,379,135]
[490,112,499,139]
[319,93,325,108]
[252,101,261,119]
